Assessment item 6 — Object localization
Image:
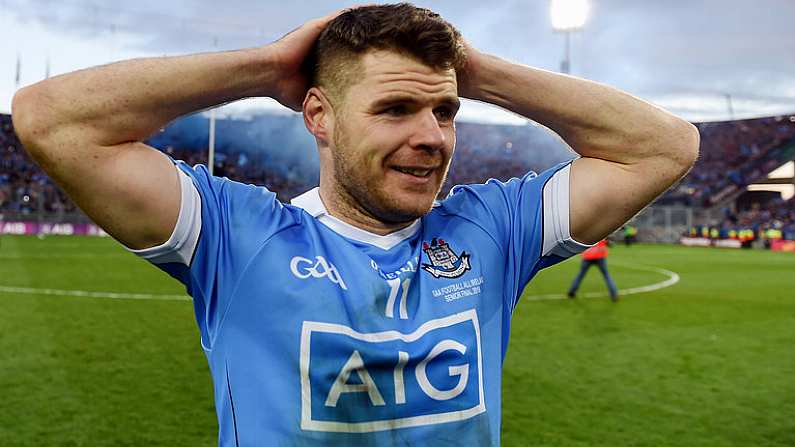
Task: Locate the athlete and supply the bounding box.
[567,239,619,301]
[11,4,699,446]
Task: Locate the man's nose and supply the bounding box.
[409,109,446,151]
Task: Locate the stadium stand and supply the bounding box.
[2,111,794,242]
[660,115,795,207]
[0,114,77,218]
[0,112,566,207]
[686,195,795,244]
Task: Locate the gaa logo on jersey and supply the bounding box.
[299,310,486,433]
[421,238,471,279]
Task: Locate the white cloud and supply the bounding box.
[650,92,795,122]
[0,11,154,113]
[3,1,795,123]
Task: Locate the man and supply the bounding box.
[12,4,699,445]
[567,239,619,302]
[623,224,637,246]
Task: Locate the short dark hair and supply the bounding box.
[307,3,466,104]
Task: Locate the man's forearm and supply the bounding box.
[459,49,699,243]
[8,12,337,251]
[460,51,695,166]
[13,47,276,149]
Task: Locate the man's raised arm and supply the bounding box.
[11,11,339,249]
[458,47,700,244]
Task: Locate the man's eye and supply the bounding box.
[434,107,454,121]
[384,106,408,116]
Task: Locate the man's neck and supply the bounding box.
[318,187,414,236]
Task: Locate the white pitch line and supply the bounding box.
[0,253,128,259]
[0,285,189,301]
[523,262,680,301]
[0,262,679,304]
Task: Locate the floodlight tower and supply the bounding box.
[208,36,219,175]
[550,0,590,74]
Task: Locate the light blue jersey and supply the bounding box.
[131,160,587,446]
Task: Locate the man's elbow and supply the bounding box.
[11,84,56,153]
[663,118,700,179]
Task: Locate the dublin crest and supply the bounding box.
[421,238,471,279]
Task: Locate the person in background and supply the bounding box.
[622,224,637,246]
[567,239,619,302]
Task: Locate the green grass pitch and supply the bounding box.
[0,235,793,446]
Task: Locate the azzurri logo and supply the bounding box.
[299,310,485,433]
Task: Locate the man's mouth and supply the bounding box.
[392,166,434,178]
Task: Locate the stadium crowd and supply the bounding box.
[444,123,543,192]
[0,113,541,212]
[691,196,795,243]
[661,115,795,206]
[157,146,314,202]
[0,114,77,217]
[2,111,794,241]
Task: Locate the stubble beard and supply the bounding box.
[331,127,442,225]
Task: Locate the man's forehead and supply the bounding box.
[355,50,458,99]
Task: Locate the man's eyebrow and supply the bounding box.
[441,96,462,110]
[371,95,460,110]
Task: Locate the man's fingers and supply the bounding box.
[280,5,376,44]
[302,4,379,35]
[317,7,349,23]
[275,9,340,43]
[318,3,377,22]
[302,8,348,35]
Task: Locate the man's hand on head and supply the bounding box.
[455,41,489,101]
[265,9,346,112]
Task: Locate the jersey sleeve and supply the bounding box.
[127,160,299,349]
[443,160,592,311]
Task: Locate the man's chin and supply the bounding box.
[372,195,435,224]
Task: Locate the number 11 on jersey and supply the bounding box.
[385,278,411,319]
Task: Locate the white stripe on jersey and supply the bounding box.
[127,164,202,266]
[542,163,592,257]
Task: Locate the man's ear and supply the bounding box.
[303,87,334,146]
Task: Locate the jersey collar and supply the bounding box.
[290,187,421,250]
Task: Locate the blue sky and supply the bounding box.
[3,0,795,123]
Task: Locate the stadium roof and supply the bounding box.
[3,0,795,123]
